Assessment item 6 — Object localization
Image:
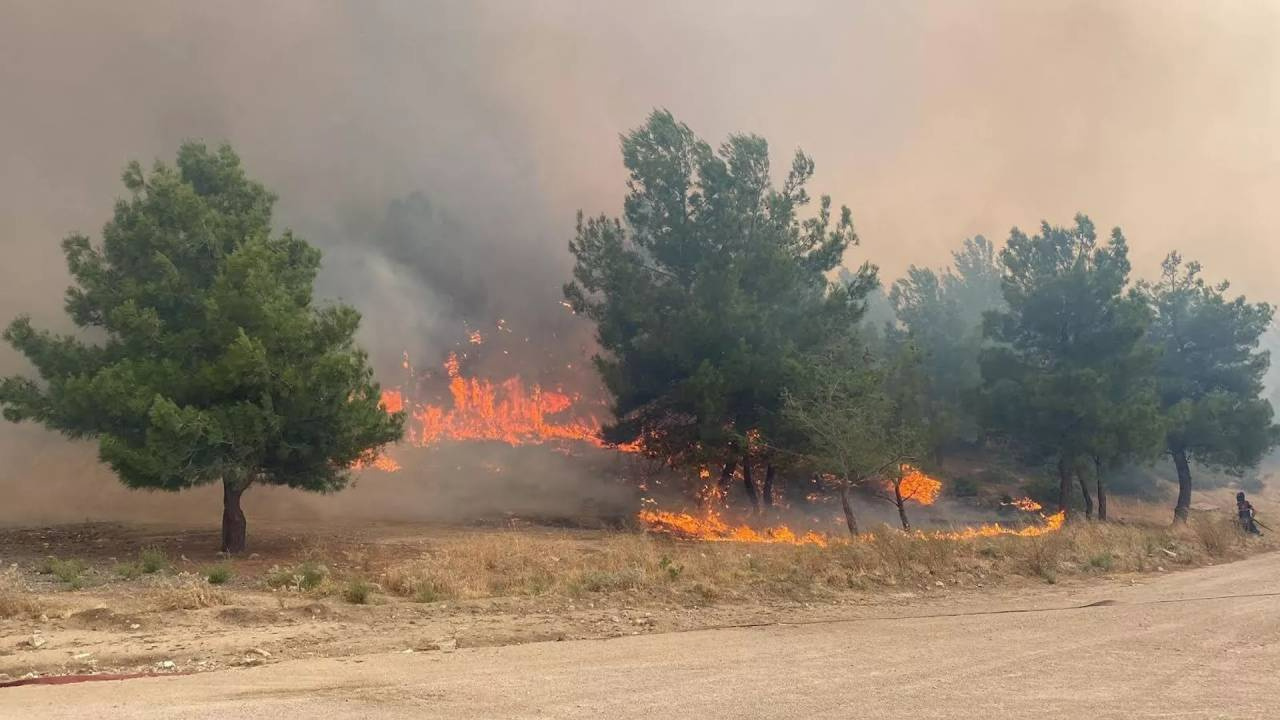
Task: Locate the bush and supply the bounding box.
[40,557,87,587]
[265,561,329,591]
[205,564,233,585]
[1087,552,1114,571]
[114,562,143,580]
[139,546,168,574]
[343,578,375,604]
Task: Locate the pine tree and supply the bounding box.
[0,143,404,552]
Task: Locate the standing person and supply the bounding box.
[1236,492,1261,535]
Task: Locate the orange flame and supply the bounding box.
[925,511,1065,540]
[1004,497,1043,512]
[375,352,635,452]
[637,508,829,547]
[895,465,942,505]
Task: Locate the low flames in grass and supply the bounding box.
[637,507,832,547]
[638,466,1063,546]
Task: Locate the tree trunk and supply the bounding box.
[1076,468,1094,521]
[1057,455,1073,521]
[221,480,248,554]
[1094,456,1108,522]
[894,481,911,531]
[1172,445,1193,524]
[717,459,736,492]
[762,463,776,508]
[839,485,859,536]
[741,452,759,512]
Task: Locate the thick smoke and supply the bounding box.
[2,1,1278,524]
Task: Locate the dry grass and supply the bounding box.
[1187,513,1243,558]
[0,566,46,619]
[362,512,1263,603]
[149,573,231,610]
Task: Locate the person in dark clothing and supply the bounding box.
[1237,492,1261,535]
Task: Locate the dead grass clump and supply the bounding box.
[1188,513,1243,558]
[1015,533,1067,583]
[0,566,45,619]
[151,573,231,610]
[380,565,459,602]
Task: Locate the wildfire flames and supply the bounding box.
[1004,497,1043,512]
[636,508,830,547]
[371,352,633,456]
[637,466,1064,546]
[895,465,942,505]
[359,344,1063,548]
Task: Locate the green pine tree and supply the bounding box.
[1141,253,1278,522]
[0,143,404,552]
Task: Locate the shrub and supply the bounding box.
[343,578,374,604]
[139,546,168,574]
[1087,552,1114,571]
[41,557,87,587]
[114,562,144,580]
[205,564,233,585]
[265,561,329,591]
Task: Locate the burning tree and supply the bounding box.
[0,143,404,553]
[564,110,874,508]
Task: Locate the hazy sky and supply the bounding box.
[1,0,1278,520]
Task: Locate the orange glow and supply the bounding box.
[376,352,636,451]
[380,389,405,414]
[637,508,829,547]
[1004,497,1043,512]
[924,511,1065,540]
[895,465,942,505]
[352,451,402,473]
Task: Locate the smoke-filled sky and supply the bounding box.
[2,0,1278,521]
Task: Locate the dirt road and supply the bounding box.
[4,550,1278,719]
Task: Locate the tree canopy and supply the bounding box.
[1141,252,1278,521]
[564,110,874,507]
[980,215,1161,518]
[0,143,403,552]
[889,235,1003,460]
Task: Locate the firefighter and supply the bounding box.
[1236,491,1261,535]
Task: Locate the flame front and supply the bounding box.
[383,352,630,450]
[637,508,830,547]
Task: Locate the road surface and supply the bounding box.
[4,551,1279,719]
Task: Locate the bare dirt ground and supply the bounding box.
[3,545,1277,719]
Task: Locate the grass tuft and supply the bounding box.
[342,578,375,604]
[139,546,168,574]
[204,564,233,585]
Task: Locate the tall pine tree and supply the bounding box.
[0,144,404,552]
